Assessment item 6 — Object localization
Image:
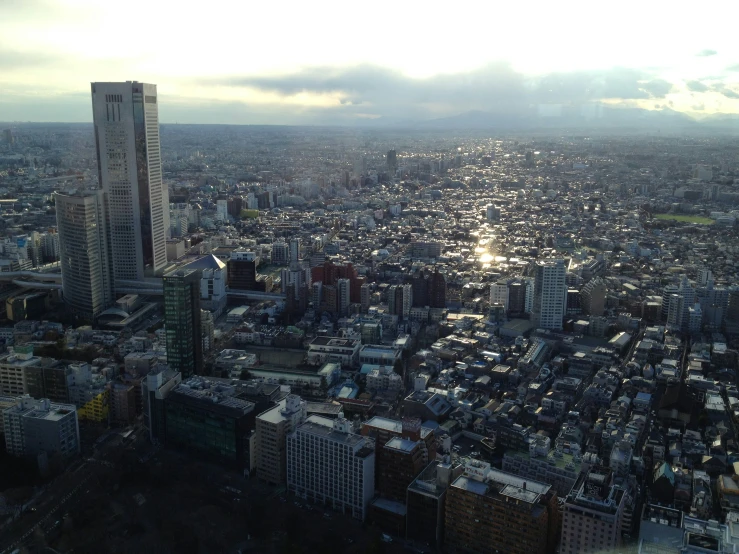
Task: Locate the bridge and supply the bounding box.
[0,270,63,290]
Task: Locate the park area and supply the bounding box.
[654,213,715,225]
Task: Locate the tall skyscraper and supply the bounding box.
[387,149,397,173]
[55,190,113,320]
[163,269,203,379]
[337,278,351,316]
[532,259,567,330]
[91,81,169,283]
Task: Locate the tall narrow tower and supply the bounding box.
[55,190,113,320]
[90,81,169,283]
[532,259,567,330]
[163,269,203,379]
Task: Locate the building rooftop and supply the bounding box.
[385,437,418,453]
[296,417,373,453]
[451,475,490,496]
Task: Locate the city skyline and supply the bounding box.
[1,0,739,124]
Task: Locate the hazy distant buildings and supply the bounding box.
[387,149,397,173]
[90,81,169,283]
[55,190,113,320]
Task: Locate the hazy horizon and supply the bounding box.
[2,0,739,125]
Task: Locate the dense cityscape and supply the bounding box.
[1,81,739,554]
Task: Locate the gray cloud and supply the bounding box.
[726,64,739,72]
[712,84,739,99]
[692,103,706,111]
[215,64,677,120]
[686,80,709,92]
[697,49,718,57]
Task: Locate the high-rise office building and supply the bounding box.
[287,416,375,520]
[533,259,567,330]
[90,81,169,283]
[387,149,397,173]
[163,269,203,379]
[55,191,113,320]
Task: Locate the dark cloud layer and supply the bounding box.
[218,63,676,120]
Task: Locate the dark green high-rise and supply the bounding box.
[163,269,203,378]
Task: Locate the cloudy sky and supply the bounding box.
[1,0,739,124]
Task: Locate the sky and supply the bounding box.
[1,0,739,124]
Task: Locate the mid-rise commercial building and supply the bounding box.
[406,460,464,548]
[444,466,560,554]
[55,190,113,319]
[307,336,361,367]
[142,367,181,443]
[163,268,202,379]
[256,394,306,484]
[164,377,256,469]
[271,241,289,265]
[3,397,79,461]
[91,81,169,282]
[378,436,428,501]
[532,259,567,330]
[287,416,375,520]
[361,416,437,493]
[503,446,583,498]
[581,277,607,316]
[490,280,510,312]
[22,359,69,403]
[0,346,40,396]
[560,466,627,554]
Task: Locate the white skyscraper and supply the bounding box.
[91,81,169,283]
[55,191,113,319]
[532,259,567,330]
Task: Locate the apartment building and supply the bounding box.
[444,466,559,554]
